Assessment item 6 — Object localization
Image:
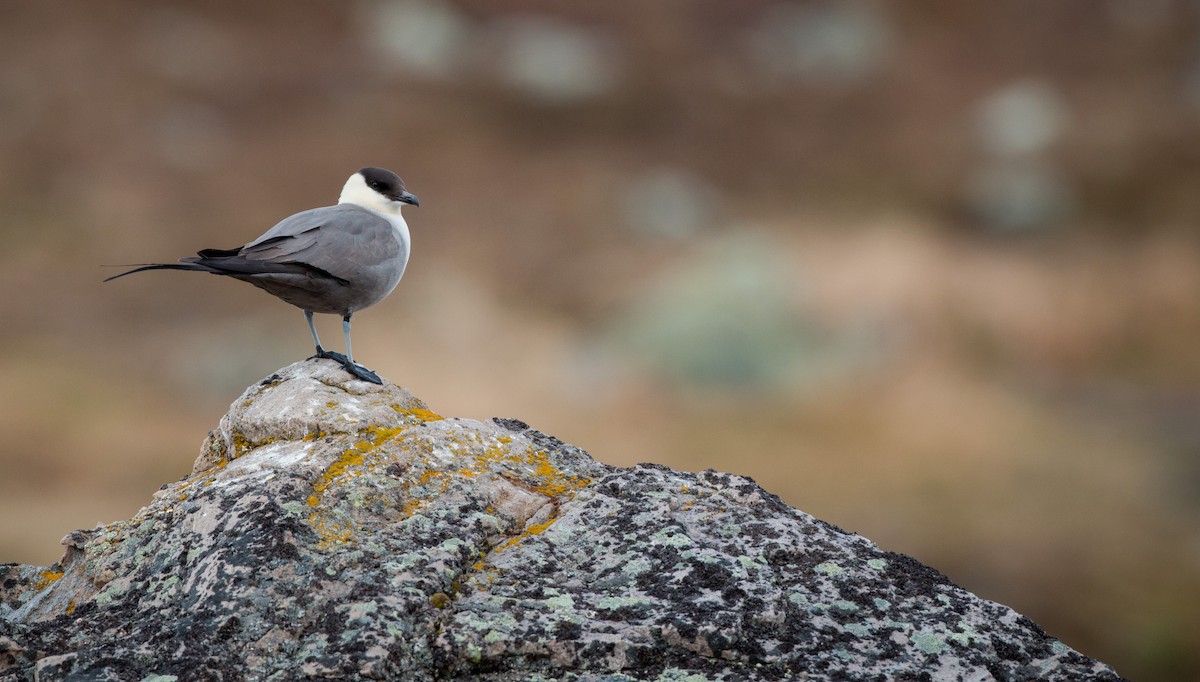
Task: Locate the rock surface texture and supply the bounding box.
[1,360,1124,681]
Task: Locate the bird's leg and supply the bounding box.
[340,314,382,384]
[307,309,350,365]
[305,311,325,355]
[308,311,344,362]
[308,312,381,384]
[343,314,354,363]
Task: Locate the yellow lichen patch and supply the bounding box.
[491,514,560,556]
[231,431,253,458]
[315,426,404,492]
[304,424,408,545]
[475,502,567,566]
[66,599,76,615]
[398,498,424,518]
[451,438,589,499]
[309,449,366,502]
[229,432,280,460]
[468,559,502,585]
[362,424,406,445]
[396,463,457,517]
[36,570,64,591]
[392,405,444,422]
[390,436,591,527]
[430,592,452,609]
[473,443,506,468]
[523,448,592,499]
[308,512,355,549]
[490,536,526,556]
[524,517,558,537]
[175,465,224,497]
[399,437,508,509]
[325,401,338,408]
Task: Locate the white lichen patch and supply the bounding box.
[215,441,317,482]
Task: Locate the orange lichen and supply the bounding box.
[314,450,366,495]
[362,425,405,444]
[230,432,253,458]
[302,415,592,556]
[484,513,561,560]
[524,448,591,498]
[305,424,408,546]
[308,513,355,549]
[392,405,444,422]
[524,517,557,537]
[36,570,64,591]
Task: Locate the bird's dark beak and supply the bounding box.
[397,191,420,207]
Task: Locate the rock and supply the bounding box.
[1,359,1125,680]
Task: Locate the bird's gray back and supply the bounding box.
[232,204,409,314]
[245,205,401,265]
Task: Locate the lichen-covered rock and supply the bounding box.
[0,359,1125,681]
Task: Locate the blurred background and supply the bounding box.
[1,1,1198,678]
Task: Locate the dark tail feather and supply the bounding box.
[104,258,349,285]
[196,247,242,258]
[103,262,216,282]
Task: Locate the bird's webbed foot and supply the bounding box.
[312,349,383,384]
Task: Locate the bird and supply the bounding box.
[105,167,419,384]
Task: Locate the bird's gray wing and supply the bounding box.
[238,205,400,277]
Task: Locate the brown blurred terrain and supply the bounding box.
[1,1,1198,679]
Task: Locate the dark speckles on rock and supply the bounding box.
[1017,613,1049,638]
[810,516,852,536]
[991,636,1026,662]
[879,551,953,596]
[217,493,238,513]
[491,417,530,432]
[216,615,241,639]
[0,360,1127,681]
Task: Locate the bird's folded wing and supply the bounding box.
[239,205,399,274]
[177,255,349,284]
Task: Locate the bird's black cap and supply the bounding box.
[359,167,419,206]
